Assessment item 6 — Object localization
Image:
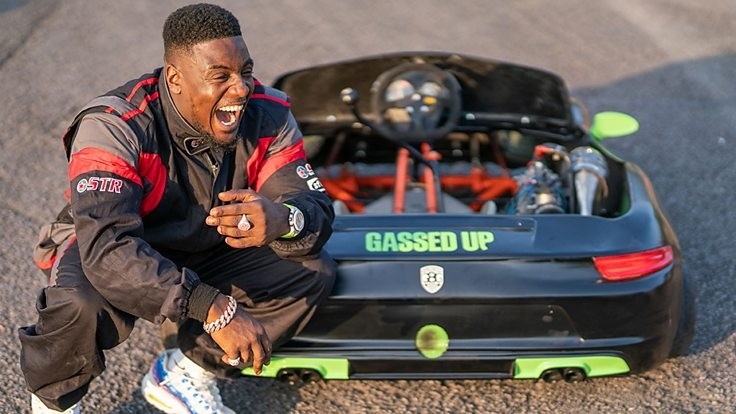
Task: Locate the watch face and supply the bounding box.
[293,208,305,231]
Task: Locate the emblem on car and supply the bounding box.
[420,265,444,294]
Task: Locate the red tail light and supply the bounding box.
[593,246,673,281]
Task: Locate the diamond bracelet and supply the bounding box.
[203,295,237,334]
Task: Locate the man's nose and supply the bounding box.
[230,76,250,98]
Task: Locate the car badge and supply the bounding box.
[420,265,444,294]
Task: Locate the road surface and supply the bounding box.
[1,1,734,412]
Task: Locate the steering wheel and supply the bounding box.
[369,62,462,142]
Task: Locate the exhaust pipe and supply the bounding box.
[571,147,608,216]
[563,367,586,383]
[300,369,322,384]
[541,368,563,382]
[540,367,587,383]
[276,369,301,385]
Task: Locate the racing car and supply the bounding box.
[243,52,695,383]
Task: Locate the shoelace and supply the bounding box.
[160,371,225,411]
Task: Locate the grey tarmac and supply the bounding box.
[1,1,734,413]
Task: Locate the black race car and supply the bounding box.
[243,52,695,383]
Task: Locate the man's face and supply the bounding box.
[166,36,254,146]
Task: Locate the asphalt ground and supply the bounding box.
[1,1,735,412]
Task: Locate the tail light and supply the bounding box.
[593,246,673,281]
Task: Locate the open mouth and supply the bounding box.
[215,104,244,128]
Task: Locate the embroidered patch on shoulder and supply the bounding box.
[296,165,309,179]
[76,177,123,194]
[307,177,325,192]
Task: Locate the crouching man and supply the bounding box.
[19,4,335,413]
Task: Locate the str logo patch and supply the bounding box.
[76,177,123,194]
[420,265,444,294]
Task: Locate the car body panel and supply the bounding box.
[239,52,691,381]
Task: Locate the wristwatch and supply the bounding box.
[281,203,305,238]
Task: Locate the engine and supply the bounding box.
[507,160,567,214]
[507,143,608,216]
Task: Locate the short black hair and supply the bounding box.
[163,3,241,60]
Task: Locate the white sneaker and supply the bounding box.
[141,348,235,414]
[31,394,80,414]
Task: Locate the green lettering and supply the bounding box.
[413,232,428,252]
[367,231,483,253]
[397,232,413,252]
[365,232,382,252]
[382,232,398,252]
[441,232,458,251]
[461,231,479,251]
[478,231,494,250]
[428,232,442,251]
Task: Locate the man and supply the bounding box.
[19,4,336,413]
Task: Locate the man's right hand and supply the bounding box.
[206,294,271,374]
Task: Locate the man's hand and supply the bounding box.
[205,189,290,248]
[207,294,271,374]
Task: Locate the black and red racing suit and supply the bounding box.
[19,62,335,410]
[49,68,334,324]
[19,69,336,409]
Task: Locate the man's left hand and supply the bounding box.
[206,189,290,248]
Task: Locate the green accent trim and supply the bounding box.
[513,356,630,379]
[241,357,349,380]
[415,324,450,359]
[590,111,639,141]
[280,203,298,239]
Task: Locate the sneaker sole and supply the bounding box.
[141,372,192,414]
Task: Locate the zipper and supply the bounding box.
[204,151,221,207]
[204,151,219,177]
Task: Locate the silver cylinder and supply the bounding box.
[571,147,608,216]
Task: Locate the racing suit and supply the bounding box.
[19,69,336,410]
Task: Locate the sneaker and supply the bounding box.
[141,348,235,414]
[31,394,80,414]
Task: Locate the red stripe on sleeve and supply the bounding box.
[251,93,290,108]
[249,140,306,191]
[246,137,274,189]
[121,92,159,121]
[69,147,142,186]
[104,77,158,114]
[127,77,158,102]
[138,152,166,216]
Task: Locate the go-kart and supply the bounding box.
[243,52,695,383]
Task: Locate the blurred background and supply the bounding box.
[1,1,734,412]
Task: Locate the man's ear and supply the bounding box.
[165,64,182,94]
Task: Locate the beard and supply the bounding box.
[191,118,240,152]
[199,131,239,152]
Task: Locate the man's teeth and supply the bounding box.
[218,104,243,112]
[217,105,243,127]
